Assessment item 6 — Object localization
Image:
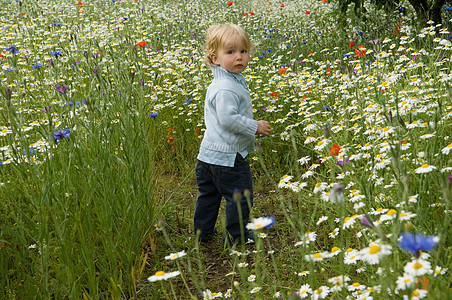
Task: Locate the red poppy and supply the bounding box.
[168,137,174,143]
[326,67,332,75]
[0,53,4,58]
[348,41,355,48]
[354,48,366,57]
[138,41,146,47]
[270,91,280,97]
[77,1,82,5]
[330,144,340,156]
[97,50,102,55]
[281,4,285,7]
[243,12,248,16]
[321,0,327,2]
[304,10,310,14]
[308,50,314,55]
[227,1,233,6]
[278,67,288,74]
[249,11,255,15]
[196,128,200,134]
[0,242,4,248]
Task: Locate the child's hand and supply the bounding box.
[256,120,271,136]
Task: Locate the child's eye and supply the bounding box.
[241,50,248,53]
[227,50,234,54]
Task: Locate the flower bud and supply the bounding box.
[404,221,413,232]
[233,189,242,202]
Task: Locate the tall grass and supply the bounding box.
[0,0,451,298]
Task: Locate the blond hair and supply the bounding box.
[203,24,255,67]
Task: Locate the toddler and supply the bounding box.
[194,24,271,244]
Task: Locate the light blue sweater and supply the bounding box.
[197,66,258,167]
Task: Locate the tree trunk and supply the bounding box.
[431,0,447,26]
[407,0,447,26]
[407,0,429,25]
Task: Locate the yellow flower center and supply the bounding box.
[331,247,339,253]
[421,164,429,168]
[413,262,423,269]
[369,245,381,254]
[387,209,397,216]
[404,278,411,283]
[413,290,420,296]
[155,271,165,276]
[315,289,322,294]
[352,282,360,287]
[255,224,262,228]
[313,253,323,259]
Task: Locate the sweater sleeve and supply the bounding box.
[215,90,258,137]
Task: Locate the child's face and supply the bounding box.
[211,34,249,74]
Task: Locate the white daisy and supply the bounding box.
[164,250,186,260]
[298,156,311,165]
[296,284,312,298]
[316,216,328,225]
[305,251,329,262]
[359,242,392,265]
[404,259,432,276]
[311,286,330,299]
[329,228,340,238]
[344,249,360,264]
[395,274,416,291]
[415,164,437,174]
[147,270,180,282]
[441,144,452,155]
[246,216,275,230]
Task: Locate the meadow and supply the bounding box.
[0,0,452,298]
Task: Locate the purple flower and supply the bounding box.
[398,232,439,256]
[41,105,52,112]
[360,216,374,229]
[336,158,349,167]
[369,39,380,45]
[53,128,71,143]
[56,84,68,94]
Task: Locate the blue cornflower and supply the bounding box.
[445,6,452,11]
[32,63,42,69]
[53,128,71,143]
[5,46,19,54]
[52,22,62,26]
[150,111,158,118]
[50,50,62,57]
[184,98,193,105]
[398,232,439,256]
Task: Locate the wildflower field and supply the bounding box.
[1,0,452,298]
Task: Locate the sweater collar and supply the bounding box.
[211,65,248,88]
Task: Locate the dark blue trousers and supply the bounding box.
[194,154,253,241]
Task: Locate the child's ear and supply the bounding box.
[211,53,218,65]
